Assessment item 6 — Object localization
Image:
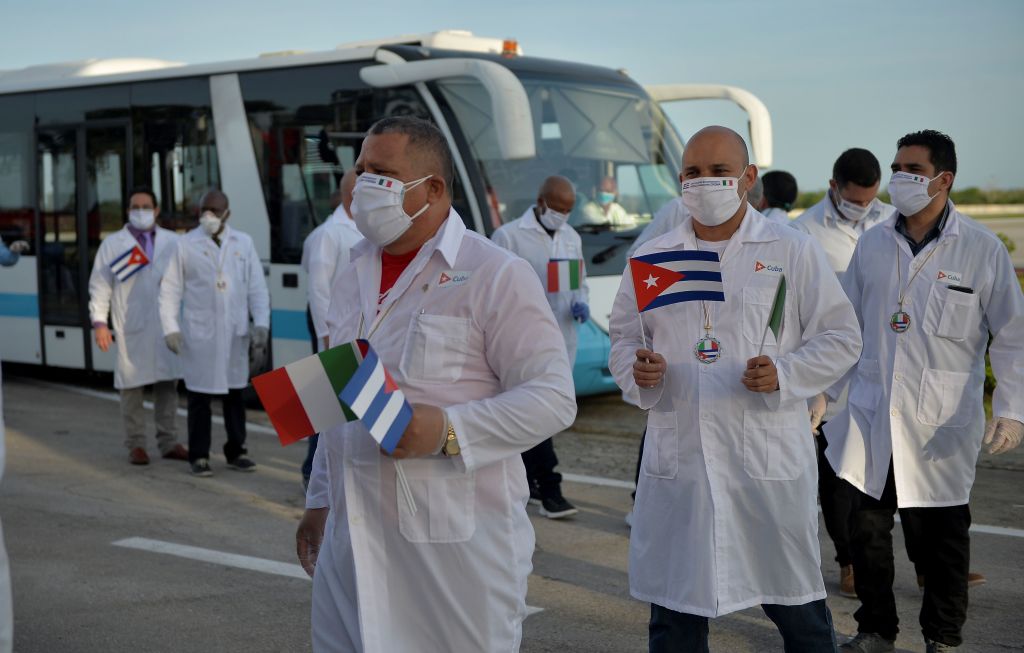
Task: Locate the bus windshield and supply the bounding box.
[437,74,683,276]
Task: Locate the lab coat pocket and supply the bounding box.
[184,308,214,340]
[848,359,882,411]
[642,411,678,479]
[401,314,472,383]
[916,368,974,428]
[397,461,476,543]
[743,410,806,481]
[926,284,979,340]
[741,287,778,347]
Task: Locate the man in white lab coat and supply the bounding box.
[300,169,362,490]
[88,188,186,466]
[825,130,1024,653]
[790,148,895,598]
[159,189,270,477]
[609,126,861,651]
[295,117,577,653]
[492,175,588,519]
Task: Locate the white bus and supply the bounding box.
[0,30,771,396]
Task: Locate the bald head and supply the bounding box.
[683,126,749,177]
[199,189,229,215]
[539,175,576,214]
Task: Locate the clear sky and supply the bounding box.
[3,0,1022,190]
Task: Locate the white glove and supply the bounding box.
[808,393,827,434]
[983,418,1023,455]
[9,240,29,254]
[165,332,183,354]
[252,326,269,348]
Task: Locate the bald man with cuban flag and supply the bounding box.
[609,125,862,652]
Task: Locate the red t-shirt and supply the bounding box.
[378,248,421,308]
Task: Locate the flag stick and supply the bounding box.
[395,461,417,515]
[638,310,650,352]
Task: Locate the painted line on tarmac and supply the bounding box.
[44,381,1024,541]
[113,537,310,580]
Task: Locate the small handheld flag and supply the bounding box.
[252,340,368,446]
[339,343,413,455]
[758,274,787,355]
[110,245,149,282]
[547,258,584,292]
[628,250,725,312]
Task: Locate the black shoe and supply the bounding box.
[227,456,257,472]
[528,480,543,507]
[539,492,578,519]
[190,458,213,477]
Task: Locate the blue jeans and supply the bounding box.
[649,600,837,653]
[302,433,318,481]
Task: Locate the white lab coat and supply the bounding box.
[88,226,181,390]
[306,210,577,653]
[761,206,791,225]
[628,198,690,257]
[491,206,589,364]
[790,196,895,420]
[301,206,364,343]
[0,363,12,653]
[608,206,862,617]
[824,203,1024,507]
[790,195,895,275]
[158,226,270,394]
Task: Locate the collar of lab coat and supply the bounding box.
[330,205,358,230]
[653,204,778,252]
[880,199,961,255]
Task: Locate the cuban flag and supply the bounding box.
[110,245,149,282]
[339,342,413,454]
[628,250,725,312]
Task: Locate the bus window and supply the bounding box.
[37,128,80,326]
[0,95,35,255]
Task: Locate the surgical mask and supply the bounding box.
[538,206,569,231]
[832,190,874,222]
[681,169,749,227]
[128,208,155,230]
[351,173,432,247]
[199,212,222,236]
[597,191,616,205]
[888,171,943,216]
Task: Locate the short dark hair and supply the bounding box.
[128,186,158,207]
[896,129,957,175]
[833,148,881,188]
[762,171,798,210]
[367,117,455,191]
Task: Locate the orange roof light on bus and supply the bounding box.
[502,39,519,58]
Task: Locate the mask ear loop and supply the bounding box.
[403,175,434,220]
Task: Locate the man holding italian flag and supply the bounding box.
[492,175,589,519]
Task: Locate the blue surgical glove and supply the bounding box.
[571,302,590,323]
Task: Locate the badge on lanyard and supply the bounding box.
[694,335,721,364]
[216,278,228,292]
[889,310,911,333]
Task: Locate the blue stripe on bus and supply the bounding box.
[271,309,310,341]
[0,293,39,318]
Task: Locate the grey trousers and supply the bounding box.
[121,380,180,453]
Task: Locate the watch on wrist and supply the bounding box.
[441,420,461,457]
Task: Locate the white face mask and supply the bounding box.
[681,168,749,227]
[888,171,943,216]
[128,208,155,230]
[538,206,569,231]
[199,211,223,236]
[351,173,432,247]
[832,190,874,222]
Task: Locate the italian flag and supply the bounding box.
[547,258,584,292]
[252,340,368,446]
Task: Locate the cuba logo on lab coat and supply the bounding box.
[754,260,783,274]
[438,270,471,288]
[936,270,963,284]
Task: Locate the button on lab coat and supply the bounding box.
[306,211,577,653]
[301,206,363,343]
[824,204,1024,507]
[88,226,181,390]
[158,226,270,394]
[608,207,862,617]
[491,206,589,363]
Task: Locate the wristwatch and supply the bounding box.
[440,420,461,457]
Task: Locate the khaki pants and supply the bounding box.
[121,380,180,453]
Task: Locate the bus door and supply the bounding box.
[36,121,131,372]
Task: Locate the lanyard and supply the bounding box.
[895,239,941,309]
